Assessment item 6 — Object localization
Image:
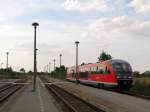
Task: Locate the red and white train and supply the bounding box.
[66,59,133,89]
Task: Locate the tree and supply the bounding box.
[20,68,25,73]
[142,71,150,77]
[51,65,67,79]
[133,71,140,77]
[28,70,33,74]
[81,62,85,66]
[98,51,112,61]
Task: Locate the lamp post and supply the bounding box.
[32,22,39,91]
[1,62,3,69]
[47,64,49,73]
[49,62,51,73]
[6,52,9,70]
[75,41,79,84]
[53,59,56,78]
[59,54,62,67]
[53,59,56,71]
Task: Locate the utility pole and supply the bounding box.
[1,62,3,69]
[49,62,51,73]
[32,22,39,92]
[6,52,9,70]
[59,54,62,67]
[47,64,49,73]
[53,59,56,78]
[53,59,56,71]
[75,41,79,84]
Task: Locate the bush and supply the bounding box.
[49,65,67,80]
[130,81,150,96]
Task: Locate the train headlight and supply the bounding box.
[117,76,121,79]
[128,76,132,79]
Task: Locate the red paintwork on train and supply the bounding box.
[66,59,133,88]
[67,61,117,86]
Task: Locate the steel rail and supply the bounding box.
[45,84,105,112]
[0,78,29,104]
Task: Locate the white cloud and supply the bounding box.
[0,0,62,22]
[0,0,150,72]
[0,0,28,20]
[62,0,108,12]
[85,16,150,40]
[82,16,150,72]
[130,0,150,14]
[1,14,150,72]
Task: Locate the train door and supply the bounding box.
[103,66,111,81]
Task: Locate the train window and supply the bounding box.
[79,71,88,78]
[91,67,97,74]
[97,69,103,74]
[104,67,110,74]
[112,63,132,73]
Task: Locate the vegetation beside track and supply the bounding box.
[49,65,67,80]
[130,77,150,96]
[0,68,31,79]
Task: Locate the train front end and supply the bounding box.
[109,60,133,89]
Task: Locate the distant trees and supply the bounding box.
[133,71,150,78]
[20,68,25,73]
[0,67,13,73]
[98,51,112,61]
[133,71,140,77]
[142,71,150,77]
[81,62,85,66]
[50,65,68,79]
[0,67,27,79]
[28,70,33,74]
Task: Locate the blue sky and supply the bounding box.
[0,0,150,72]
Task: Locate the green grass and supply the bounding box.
[130,77,150,96]
[0,72,30,79]
[133,77,150,85]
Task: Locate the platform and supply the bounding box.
[54,79,150,112]
[1,77,60,112]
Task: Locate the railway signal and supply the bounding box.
[32,22,39,92]
[75,41,79,84]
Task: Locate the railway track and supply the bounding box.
[70,80,150,101]
[0,78,29,104]
[40,76,105,112]
[45,84,104,112]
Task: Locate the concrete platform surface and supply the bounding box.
[53,79,150,112]
[2,77,60,112]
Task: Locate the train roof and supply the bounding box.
[68,59,130,70]
[107,59,130,65]
[85,59,130,66]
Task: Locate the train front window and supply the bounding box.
[112,63,132,74]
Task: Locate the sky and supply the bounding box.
[0,0,150,72]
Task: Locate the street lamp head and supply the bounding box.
[75,41,79,45]
[6,52,9,55]
[32,22,39,27]
[60,54,62,57]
